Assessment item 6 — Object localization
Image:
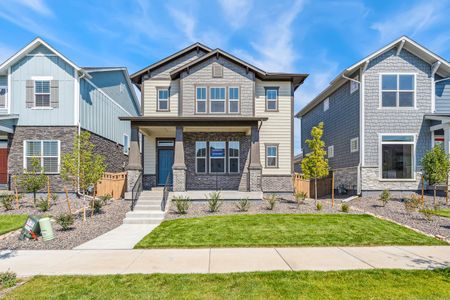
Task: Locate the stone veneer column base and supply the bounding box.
[248,168,262,191]
[126,170,141,192]
[173,168,186,192]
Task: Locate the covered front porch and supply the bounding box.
[122,116,267,193]
[427,114,450,152]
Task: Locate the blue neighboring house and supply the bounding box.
[0,38,140,191]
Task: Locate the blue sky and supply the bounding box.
[1,0,450,154]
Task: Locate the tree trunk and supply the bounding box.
[433,185,436,206]
[82,192,86,222]
[314,178,318,204]
[33,191,37,206]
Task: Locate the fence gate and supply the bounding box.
[294,173,332,198]
[96,172,127,199]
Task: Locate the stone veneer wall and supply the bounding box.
[261,175,293,193]
[361,167,423,194]
[85,130,127,172]
[184,132,250,191]
[333,167,358,191]
[143,174,156,190]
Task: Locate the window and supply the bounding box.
[212,64,223,78]
[350,78,359,94]
[34,80,50,107]
[328,145,334,158]
[228,141,239,173]
[209,141,226,173]
[266,88,278,111]
[266,145,278,168]
[123,134,129,155]
[210,87,226,113]
[157,89,169,111]
[381,74,415,108]
[380,135,415,180]
[350,137,359,153]
[229,87,239,113]
[195,141,207,173]
[324,98,329,111]
[0,86,7,108]
[24,140,60,174]
[196,87,207,113]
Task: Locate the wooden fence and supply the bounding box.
[294,173,333,198]
[96,172,127,199]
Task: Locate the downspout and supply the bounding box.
[76,72,87,194]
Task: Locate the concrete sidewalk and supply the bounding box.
[0,246,448,276]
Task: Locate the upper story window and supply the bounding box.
[228,87,239,113]
[381,74,415,108]
[350,137,359,153]
[157,89,169,111]
[266,144,278,168]
[323,98,329,111]
[350,78,359,94]
[0,86,7,108]
[35,80,51,107]
[196,87,207,113]
[24,140,60,174]
[327,145,334,158]
[123,134,129,155]
[265,88,278,111]
[210,87,226,113]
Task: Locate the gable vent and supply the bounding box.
[212,64,223,78]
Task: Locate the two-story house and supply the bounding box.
[122,43,307,194]
[0,38,140,191]
[297,36,450,195]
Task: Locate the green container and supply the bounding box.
[19,215,41,240]
[39,217,54,241]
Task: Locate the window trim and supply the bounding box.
[23,140,60,174]
[265,144,279,168]
[123,134,129,155]
[195,141,207,174]
[228,141,240,173]
[209,141,226,174]
[195,86,207,114]
[209,86,226,114]
[379,73,417,109]
[34,80,51,108]
[265,87,279,112]
[328,145,334,158]
[228,86,240,114]
[156,88,170,112]
[350,78,359,94]
[350,137,359,153]
[378,133,416,181]
[0,86,8,109]
[323,98,330,111]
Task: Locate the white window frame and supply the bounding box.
[378,133,416,181]
[379,73,416,109]
[350,79,359,94]
[196,86,207,114]
[34,79,51,108]
[195,141,207,174]
[350,137,359,153]
[0,86,7,109]
[323,98,329,111]
[265,88,278,111]
[228,86,240,114]
[266,144,278,168]
[23,140,60,174]
[209,141,226,174]
[123,134,129,155]
[328,145,334,158]
[209,87,226,114]
[157,88,169,111]
[228,141,240,173]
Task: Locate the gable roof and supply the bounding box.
[130,42,212,84]
[296,36,450,118]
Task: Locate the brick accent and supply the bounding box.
[361,167,423,192]
[261,175,293,193]
[249,167,261,191]
[85,130,127,172]
[333,167,358,191]
[172,168,186,192]
[126,170,141,191]
[143,174,156,190]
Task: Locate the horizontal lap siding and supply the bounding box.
[142,79,179,116]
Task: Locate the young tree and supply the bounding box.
[301,122,329,203]
[19,157,47,205]
[61,131,106,217]
[421,145,450,205]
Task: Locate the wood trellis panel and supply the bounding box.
[294,173,332,198]
[96,172,127,199]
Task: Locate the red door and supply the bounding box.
[0,149,8,184]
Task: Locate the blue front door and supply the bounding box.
[158,149,174,185]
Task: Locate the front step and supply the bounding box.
[125,211,164,219]
[123,218,163,224]
[134,204,161,211]
[123,190,165,225]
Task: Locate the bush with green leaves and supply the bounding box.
[98,194,112,205]
[236,197,250,212]
[404,194,421,213]
[419,207,434,222]
[316,202,323,211]
[89,198,103,214]
[0,195,14,211]
[18,157,47,205]
[52,193,58,204]
[173,196,190,214]
[294,191,307,206]
[0,270,17,288]
[56,213,75,231]
[421,145,450,203]
[265,194,278,210]
[37,197,51,212]
[341,203,349,213]
[379,189,391,207]
[207,192,222,212]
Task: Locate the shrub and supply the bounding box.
[379,189,391,207]
[207,192,222,212]
[404,194,421,213]
[98,194,112,205]
[294,191,307,206]
[89,198,103,214]
[341,203,349,213]
[0,270,17,288]
[56,213,74,231]
[37,197,51,212]
[173,196,190,214]
[0,195,14,211]
[265,194,278,210]
[316,202,323,211]
[419,208,434,222]
[52,193,58,204]
[236,197,250,212]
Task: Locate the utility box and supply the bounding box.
[19,215,41,240]
[39,217,54,241]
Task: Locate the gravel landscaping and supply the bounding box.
[0,193,129,250]
[349,195,450,241]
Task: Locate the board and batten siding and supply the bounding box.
[80,78,130,145]
[255,80,292,175]
[435,79,450,113]
[10,48,75,126]
[142,79,179,116]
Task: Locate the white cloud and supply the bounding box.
[167,6,197,43]
[16,0,53,17]
[218,0,253,29]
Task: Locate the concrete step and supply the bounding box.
[126,211,165,219]
[123,218,163,225]
[134,204,161,211]
[138,196,163,201]
[136,199,161,205]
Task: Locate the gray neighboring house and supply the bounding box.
[0,38,140,191]
[297,36,450,195]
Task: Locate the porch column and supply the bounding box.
[172,126,186,192]
[127,125,142,192]
[248,125,262,191]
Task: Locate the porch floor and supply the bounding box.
[169,190,263,201]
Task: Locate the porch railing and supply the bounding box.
[130,172,142,211]
[161,173,172,211]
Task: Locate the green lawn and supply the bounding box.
[429,209,450,218]
[5,269,450,299]
[135,214,446,248]
[0,214,27,235]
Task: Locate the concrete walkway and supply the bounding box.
[0,246,448,276]
[74,224,157,250]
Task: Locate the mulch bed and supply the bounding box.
[0,194,129,250]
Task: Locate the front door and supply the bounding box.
[0,148,7,184]
[158,149,174,186]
